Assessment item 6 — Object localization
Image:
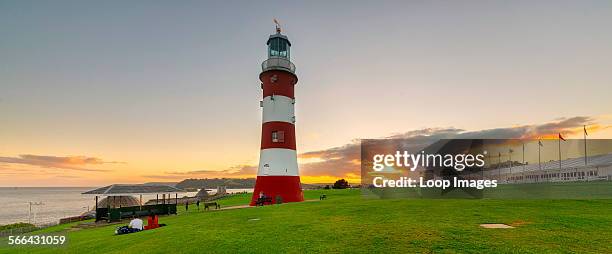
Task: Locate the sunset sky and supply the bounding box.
[1,1,612,186]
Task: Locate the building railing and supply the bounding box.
[262,57,295,73]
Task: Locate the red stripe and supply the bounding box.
[261,121,296,150]
[260,70,297,99]
[250,175,304,206]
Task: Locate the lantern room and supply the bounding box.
[262,28,296,74]
[267,33,291,59]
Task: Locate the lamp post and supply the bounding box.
[28,201,44,224]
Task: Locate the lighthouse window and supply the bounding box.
[272,131,285,143]
[279,41,288,58]
[269,38,279,57]
[268,38,290,59]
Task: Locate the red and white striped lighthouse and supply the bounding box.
[250,24,304,205]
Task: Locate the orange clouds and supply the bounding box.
[295,116,608,182]
[0,154,120,172]
[86,116,612,184]
[143,165,257,180]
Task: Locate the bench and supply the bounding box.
[204,202,220,210]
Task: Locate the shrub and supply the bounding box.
[332,179,350,189]
[0,222,36,231]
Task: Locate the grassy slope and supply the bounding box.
[1,189,611,253]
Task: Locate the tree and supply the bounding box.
[332,179,350,189]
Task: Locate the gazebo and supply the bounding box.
[82,184,186,222]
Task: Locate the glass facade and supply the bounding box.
[268,37,290,59]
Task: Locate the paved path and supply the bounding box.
[215,199,320,211]
[219,204,251,210]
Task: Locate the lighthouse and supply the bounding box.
[250,24,304,205]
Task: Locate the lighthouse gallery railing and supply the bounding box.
[262,57,296,73]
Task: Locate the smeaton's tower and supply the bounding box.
[250,24,304,205]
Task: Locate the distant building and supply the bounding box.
[216,186,227,195]
[490,153,612,183]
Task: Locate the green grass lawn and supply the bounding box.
[1,188,611,253]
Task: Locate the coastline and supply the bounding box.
[0,187,252,226]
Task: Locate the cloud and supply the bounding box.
[55,175,81,179]
[144,165,257,179]
[141,174,188,180]
[0,154,118,172]
[143,116,608,182]
[298,116,604,180]
[384,117,596,140]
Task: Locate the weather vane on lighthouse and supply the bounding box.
[273,18,281,33]
[250,21,304,206]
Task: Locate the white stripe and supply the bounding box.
[257,148,299,176]
[262,95,295,124]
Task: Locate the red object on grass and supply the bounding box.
[144,215,159,230]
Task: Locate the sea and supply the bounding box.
[0,187,253,226]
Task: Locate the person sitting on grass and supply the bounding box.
[129,218,143,231]
[256,191,270,206]
[116,218,144,235]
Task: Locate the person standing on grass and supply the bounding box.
[196,200,200,210]
[185,201,189,211]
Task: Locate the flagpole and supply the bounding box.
[498,152,501,181]
[584,125,587,166]
[488,152,491,173]
[522,143,525,183]
[509,149,512,183]
[558,135,562,171]
[538,140,541,171]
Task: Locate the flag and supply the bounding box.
[584,125,588,136]
[538,140,543,147]
[559,133,566,141]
